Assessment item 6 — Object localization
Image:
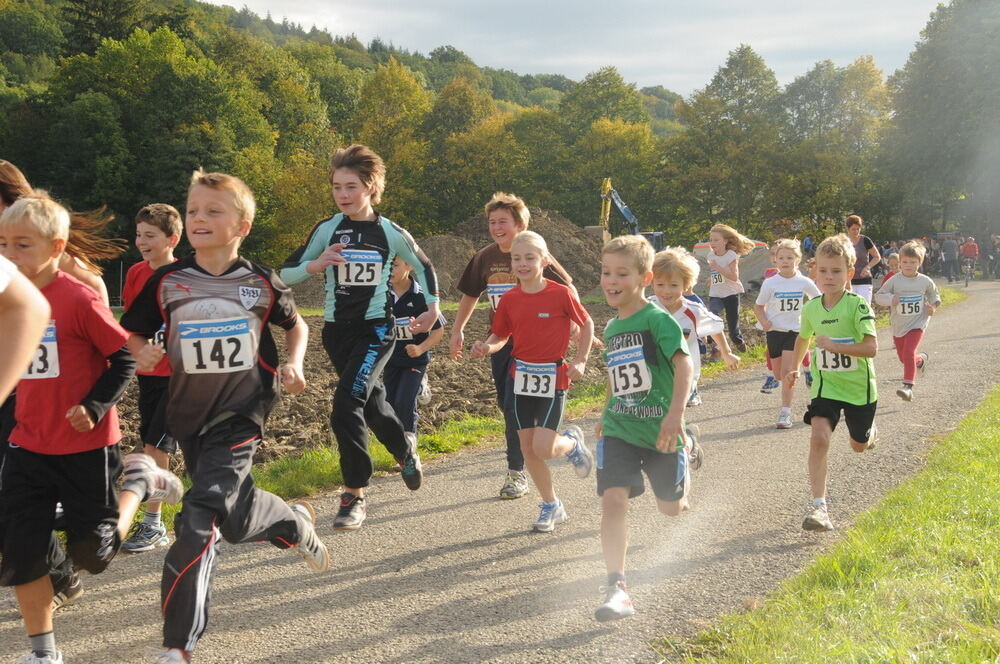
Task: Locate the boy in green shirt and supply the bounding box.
[593,236,701,622]
[787,234,879,532]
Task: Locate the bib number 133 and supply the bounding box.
[513,361,557,398]
[179,317,255,374]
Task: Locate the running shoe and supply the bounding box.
[865,424,878,451]
[687,388,702,407]
[15,653,63,664]
[896,384,913,402]
[51,572,83,611]
[399,452,423,491]
[917,352,928,376]
[594,581,635,622]
[149,649,189,663]
[532,499,568,533]
[804,369,813,388]
[776,411,793,429]
[417,375,432,405]
[685,424,703,471]
[332,492,366,531]
[760,375,779,394]
[563,425,593,478]
[802,503,834,532]
[734,341,748,354]
[122,521,169,553]
[499,470,529,499]
[122,453,184,504]
[53,502,66,531]
[289,501,330,572]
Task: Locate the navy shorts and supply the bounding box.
[804,397,878,443]
[596,436,687,501]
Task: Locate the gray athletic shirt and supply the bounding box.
[874,273,941,337]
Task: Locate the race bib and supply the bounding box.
[896,295,922,317]
[22,321,59,379]
[335,249,382,286]
[487,283,515,311]
[513,360,557,398]
[179,317,255,374]
[607,343,652,398]
[777,292,802,312]
[394,316,414,341]
[816,337,856,372]
[710,270,723,285]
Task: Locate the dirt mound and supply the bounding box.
[417,235,476,298]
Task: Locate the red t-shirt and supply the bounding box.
[11,272,129,454]
[122,260,173,376]
[960,242,979,258]
[491,280,590,389]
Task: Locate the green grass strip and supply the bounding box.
[653,385,1000,664]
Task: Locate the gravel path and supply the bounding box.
[2,281,998,664]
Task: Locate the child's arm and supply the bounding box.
[657,350,692,452]
[68,345,136,432]
[710,331,741,369]
[449,294,480,359]
[278,220,341,285]
[567,316,594,381]
[279,315,308,395]
[753,303,772,331]
[814,334,877,358]
[714,256,740,281]
[0,269,50,403]
[784,334,811,387]
[406,325,446,359]
[470,333,509,358]
[128,333,166,373]
[873,280,897,308]
[925,279,942,316]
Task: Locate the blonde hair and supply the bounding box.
[773,238,802,259]
[331,144,386,205]
[652,246,699,290]
[899,241,926,262]
[484,192,530,229]
[190,170,256,222]
[510,230,548,256]
[885,252,899,265]
[815,233,856,270]
[603,235,653,274]
[710,223,755,255]
[0,193,70,241]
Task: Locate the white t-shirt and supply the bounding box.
[708,250,744,297]
[0,254,14,294]
[755,273,821,332]
[649,295,724,382]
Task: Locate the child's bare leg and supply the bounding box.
[529,427,574,460]
[15,575,54,635]
[778,352,796,409]
[521,428,556,503]
[849,437,870,453]
[600,487,631,576]
[117,489,143,540]
[808,418,833,500]
[657,464,691,516]
[144,443,170,514]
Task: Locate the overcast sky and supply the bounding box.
[208,0,942,94]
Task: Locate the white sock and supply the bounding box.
[813,497,827,508]
[780,406,791,415]
[143,510,162,527]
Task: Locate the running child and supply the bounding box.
[280,144,438,530]
[881,252,899,285]
[0,195,182,664]
[648,247,739,407]
[449,192,575,500]
[593,235,700,622]
[384,255,447,453]
[874,241,940,401]
[470,231,594,532]
[0,254,48,402]
[786,234,878,533]
[120,204,182,554]
[122,170,329,664]
[754,239,821,429]
[706,223,755,353]
[759,242,781,394]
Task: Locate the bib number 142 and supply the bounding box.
[179,317,255,374]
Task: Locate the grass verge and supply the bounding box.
[653,385,1000,663]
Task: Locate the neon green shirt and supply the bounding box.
[799,291,878,405]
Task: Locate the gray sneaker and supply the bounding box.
[122,521,169,553]
[51,572,83,611]
[16,653,64,664]
[289,501,330,572]
[802,503,834,531]
[532,499,568,533]
[865,424,878,451]
[499,470,529,500]
[896,384,913,401]
[332,492,366,531]
[563,425,593,478]
[776,411,793,429]
[417,375,432,405]
[122,454,183,504]
[685,424,703,471]
[594,581,635,622]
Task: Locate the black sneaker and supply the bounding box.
[51,572,83,611]
[399,453,423,491]
[333,492,366,531]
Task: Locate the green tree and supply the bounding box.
[559,66,648,134]
[354,57,432,161]
[422,76,496,146]
[0,3,65,56]
[62,0,147,55]
[284,39,364,136]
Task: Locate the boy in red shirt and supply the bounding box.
[0,195,183,664]
[472,231,594,532]
[121,204,182,553]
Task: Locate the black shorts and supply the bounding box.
[804,397,878,443]
[0,444,122,586]
[596,436,687,501]
[766,330,799,359]
[137,374,177,454]
[505,375,565,432]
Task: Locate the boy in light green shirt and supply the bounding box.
[787,234,879,532]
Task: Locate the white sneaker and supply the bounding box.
[917,352,928,376]
[417,375,432,405]
[563,425,593,478]
[289,501,330,573]
[122,454,184,504]
[149,649,188,663]
[594,582,635,622]
[499,470,529,499]
[802,503,834,531]
[865,424,878,451]
[896,385,913,401]
[776,411,793,429]
[16,653,63,664]
[532,500,568,533]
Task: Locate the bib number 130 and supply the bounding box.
[179,317,255,374]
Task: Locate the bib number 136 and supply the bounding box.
[179,317,255,374]
[817,338,856,372]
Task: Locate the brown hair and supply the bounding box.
[899,241,926,262]
[189,169,256,222]
[815,233,856,270]
[0,159,124,273]
[135,203,182,238]
[652,247,699,290]
[330,144,386,205]
[602,235,653,274]
[484,192,530,229]
[710,223,755,255]
[845,214,863,229]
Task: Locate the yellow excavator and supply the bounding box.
[599,178,664,249]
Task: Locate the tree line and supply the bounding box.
[0,0,996,269]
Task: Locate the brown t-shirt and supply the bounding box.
[457,242,573,322]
